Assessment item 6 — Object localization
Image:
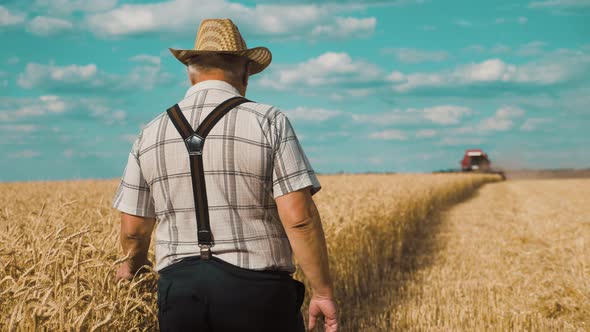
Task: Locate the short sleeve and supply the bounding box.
[271,112,321,199]
[111,132,156,218]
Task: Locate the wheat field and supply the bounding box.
[11,173,580,331]
[357,178,590,332]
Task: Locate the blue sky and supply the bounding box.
[0,0,589,181]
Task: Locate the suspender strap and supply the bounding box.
[166,96,251,259]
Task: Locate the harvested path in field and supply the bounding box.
[357,179,590,331]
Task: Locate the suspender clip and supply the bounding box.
[185,134,204,156]
[199,244,212,260]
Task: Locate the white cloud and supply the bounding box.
[450,106,526,137]
[113,110,126,121]
[312,16,376,39]
[328,88,374,101]
[0,95,69,122]
[352,110,416,125]
[316,130,351,141]
[496,105,525,118]
[26,16,73,36]
[529,0,590,8]
[17,60,171,92]
[464,41,554,57]
[120,134,138,143]
[63,149,74,157]
[352,105,472,126]
[126,62,172,91]
[347,88,372,97]
[276,48,589,99]
[7,56,20,65]
[18,63,97,88]
[389,53,590,93]
[85,0,221,37]
[130,54,161,66]
[463,44,486,53]
[254,0,424,5]
[492,44,512,54]
[421,105,472,125]
[87,104,127,125]
[0,94,127,129]
[464,44,512,54]
[7,150,41,158]
[416,129,437,138]
[495,16,528,24]
[0,6,25,27]
[60,149,114,158]
[259,52,382,90]
[479,118,512,131]
[369,129,407,140]
[386,71,405,82]
[516,41,546,56]
[460,60,514,81]
[382,48,448,64]
[478,106,526,131]
[284,107,342,122]
[0,124,38,132]
[34,0,118,15]
[0,106,43,121]
[455,19,472,27]
[85,0,370,40]
[520,117,551,131]
[40,95,66,113]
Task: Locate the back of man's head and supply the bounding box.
[187,54,250,93]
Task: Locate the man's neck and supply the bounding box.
[192,71,227,84]
[190,72,246,96]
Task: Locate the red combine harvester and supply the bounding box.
[461,149,490,172]
[460,149,505,179]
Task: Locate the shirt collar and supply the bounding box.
[184,80,242,98]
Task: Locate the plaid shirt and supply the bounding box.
[111,80,321,272]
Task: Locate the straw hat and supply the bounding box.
[169,18,272,76]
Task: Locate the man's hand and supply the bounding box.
[114,260,153,281]
[115,261,135,281]
[308,294,338,332]
[115,212,156,282]
[275,187,337,331]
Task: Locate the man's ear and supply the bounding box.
[242,61,251,87]
[187,66,195,85]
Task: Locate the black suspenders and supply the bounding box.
[166,96,251,260]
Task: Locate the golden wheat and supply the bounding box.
[0,174,498,331]
[355,179,590,332]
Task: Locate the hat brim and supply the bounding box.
[169,46,272,76]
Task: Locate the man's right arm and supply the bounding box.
[276,186,338,331]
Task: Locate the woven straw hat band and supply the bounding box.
[195,19,248,52]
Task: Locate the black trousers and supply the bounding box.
[157,256,306,332]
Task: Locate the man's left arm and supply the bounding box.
[116,213,156,280]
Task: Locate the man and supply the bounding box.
[111,18,338,332]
